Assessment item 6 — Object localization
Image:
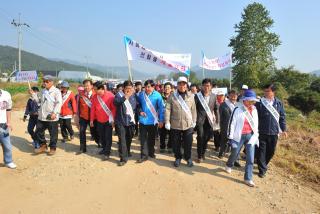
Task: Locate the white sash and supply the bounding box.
[143,92,158,125]
[118,92,135,124]
[62,91,71,106]
[174,91,193,122]
[261,98,282,133]
[81,96,92,108]
[43,90,55,103]
[97,95,114,123]
[225,99,236,112]
[241,105,259,146]
[196,92,215,129]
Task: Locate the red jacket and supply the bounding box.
[60,91,77,116]
[77,90,96,121]
[90,91,116,123]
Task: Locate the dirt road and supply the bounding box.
[0,111,319,213]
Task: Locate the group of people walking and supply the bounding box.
[0,74,287,187]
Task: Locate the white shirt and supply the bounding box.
[0,90,12,124]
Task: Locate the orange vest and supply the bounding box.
[78,90,96,121]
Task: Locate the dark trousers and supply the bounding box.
[139,124,157,158]
[59,118,74,139]
[35,120,58,148]
[27,115,38,141]
[97,121,113,155]
[134,113,139,135]
[92,120,100,144]
[257,134,278,174]
[116,124,135,161]
[160,126,172,150]
[213,130,221,149]
[219,131,229,156]
[196,119,212,158]
[171,128,193,161]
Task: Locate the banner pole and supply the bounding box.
[229,69,232,90]
[127,60,133,82]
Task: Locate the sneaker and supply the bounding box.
[98,149,106,155]
[149,154,156,159]
[136,157,148,163]
[5,162,17,169]
[258,172,266,178]
[187,159,194,167]
[118,161,127,166]
[234,161,241,168]
[244,180,255,187]
[218,154,223,159]
[34,144,47,154]
[173,159,181,167]
[225,166,232,174]
[48,148,56,156]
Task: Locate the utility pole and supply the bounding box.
[11,13,30,72]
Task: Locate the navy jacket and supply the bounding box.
[114,92,138,126]
[24,97,39,118]
[255,97,286,135]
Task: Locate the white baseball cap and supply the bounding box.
[177,76,188,84]
[242,84,249,90]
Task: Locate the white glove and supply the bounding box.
[165,123,171,130]
[192,123,196,128]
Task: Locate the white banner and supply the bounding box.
[16,70,38,82]
[124,36,192,76]
[200,52,232,70]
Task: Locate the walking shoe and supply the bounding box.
[173,159,181,167]
[5,162,17,169]
[34,144,47,154]
[244,180,255,187]
[48,148,56,156]
[225,166,232,174]
[118,161,127,166]
[258,172,266,178]
[218,154,223,159]
[195,158,203,163]
[98,149,106,155]
[234,161,241,168]
[136,157,148,163]
[102,155,110,161]
[187,159,194,167]
[149,154,156,159]
[61,139,67,143]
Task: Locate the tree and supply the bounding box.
[310,78,320,93]
[229,2,281,88]
[288,90,320,115]
[271,66,312,94]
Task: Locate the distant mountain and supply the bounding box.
[50,58,158,79]
[192,66,231,79]
[0,45,103,76]
[311,70,320,76]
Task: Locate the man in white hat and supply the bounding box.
[165,76,197,167]
[30,75,62,155]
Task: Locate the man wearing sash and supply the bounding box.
[159,82,173,153]
[30,75,62,156]
[194,78,219,163]
[136,80,164,163]
[165,76,197,167]
[114,80,137,166]
[76,79,97,153]
[256,84,287,178]
[225,89,259,187]
[218,90,238,158]
[90,83,116,160]
[59,81,77,143]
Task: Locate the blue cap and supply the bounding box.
[242,89,259,102]
[61,81,70,88]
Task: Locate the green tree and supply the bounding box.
[310,78,320,93]
[271,66,312,94]
[229,2,281,88]
[288,90,320,115]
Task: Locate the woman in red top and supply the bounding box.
[90,83,116,160]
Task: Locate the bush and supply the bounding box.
[310,78,320,93]
[273,82,288,100]
[288,90,320,115]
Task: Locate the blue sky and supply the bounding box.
[0,0,319,74]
